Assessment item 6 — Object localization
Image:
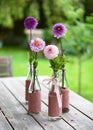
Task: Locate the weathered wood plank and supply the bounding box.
[70,91,93,120]
[1,78,75,130]
[0,110,13,130]
[2,77,93,130]
[0,82,44,130]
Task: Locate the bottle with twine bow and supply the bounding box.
[43,45,62,120]
[48,71,62,120]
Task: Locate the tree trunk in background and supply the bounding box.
[78,54,82,95]
[83,0,93,16]
[36,0,47,28]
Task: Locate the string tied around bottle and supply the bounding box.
[42,78,62,108]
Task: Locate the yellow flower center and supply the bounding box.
[57,27,61,30]
[34,41,41,46]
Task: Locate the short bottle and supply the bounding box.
[48,71,62,120]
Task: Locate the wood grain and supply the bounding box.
[0,77,93,130]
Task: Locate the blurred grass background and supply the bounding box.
[0,47,93,103]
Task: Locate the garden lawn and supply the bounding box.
[0,47,93,103]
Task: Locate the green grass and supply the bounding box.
[0,47,93,103]
[66,58,93,102]
[0,47,52,76]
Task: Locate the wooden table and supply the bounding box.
[0,77,93,130]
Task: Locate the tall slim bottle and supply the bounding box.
[28,67,41,114]
[25,63,32,102]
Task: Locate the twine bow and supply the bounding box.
[42,78,62,108]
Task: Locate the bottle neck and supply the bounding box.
[29,67,41,93]
[50,71,60,94]
[53,71,59,78]
[26,63,33,80]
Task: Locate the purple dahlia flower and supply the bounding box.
[30,38,45,52]
[24,16,38,30]
[52,23,67,39]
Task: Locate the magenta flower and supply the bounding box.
[52,23,67,39]
[24,16,38,30]
[30,38,45,52]
[44,45,59,60]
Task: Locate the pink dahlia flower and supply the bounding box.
[52,23,67,39]
[44,45,59,60]
[30,38,45,52]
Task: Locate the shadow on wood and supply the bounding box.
[0,56,13,77]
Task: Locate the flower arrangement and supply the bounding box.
[24,16,38,64]
[43,23,67,87]
[52,23,67,88]
[24,16,45,92]
[24,16,39,101]
[24,17,45,95]
[44,44,63,120]
[24,16,70,115]
[52,23,70,113]
[44,45,62,77]
[29,37,45,92]
[44,23,70,114]
[24,16,45,114]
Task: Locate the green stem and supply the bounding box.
[29,30,33,78]
[60,38,65,88]
[29,30,32,42]
[32,52,38,92]
[51,71,57,93]
[32,67,36,92]
[60,38,63,56]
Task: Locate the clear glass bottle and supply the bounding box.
[28,67,41,114]
[60,70,70,113]
[48,71,62,121]
[25,62,32,102]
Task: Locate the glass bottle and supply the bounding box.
[28,66,41,114]
[48,71,62,121]
[60,70,70,113]
[25,62,32,102]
